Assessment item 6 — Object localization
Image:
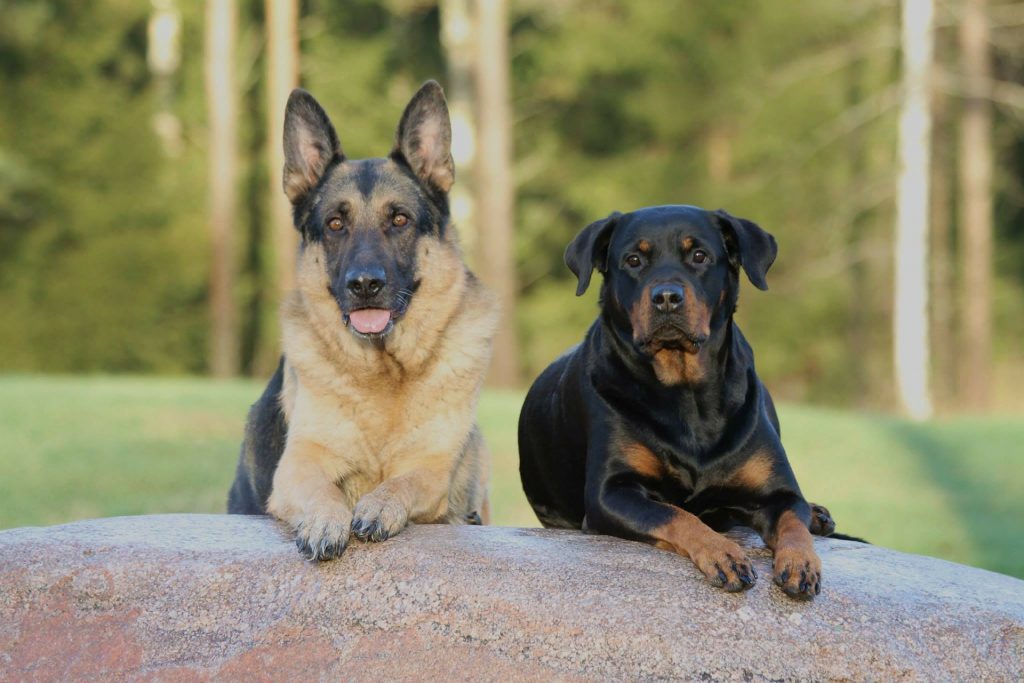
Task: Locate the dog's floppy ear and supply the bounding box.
[282,89,343,205]
[391,80,455,194]
[564,212,621,296]
[713,209,777,291]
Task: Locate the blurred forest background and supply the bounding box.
[1,0,1022,414]
[1,0,1023,576]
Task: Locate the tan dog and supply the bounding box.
[227,81,497,560]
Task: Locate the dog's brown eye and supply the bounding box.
[327,217,343,231]
[392,213,409,228]
[625,254,642,268]
[692,250,708,264]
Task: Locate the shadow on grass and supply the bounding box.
[881,419,1024,578]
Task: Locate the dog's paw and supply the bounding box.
[291,504,353,561]
[808,503,836,537]
[773,546,821,599]
[351,492,409,543]
[688,537,757,592]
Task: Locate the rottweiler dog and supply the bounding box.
[228,82,497,560]
[519,205,838,599]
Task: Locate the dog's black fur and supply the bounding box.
[519,205,851,598]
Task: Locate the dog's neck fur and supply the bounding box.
[596,293,759,459]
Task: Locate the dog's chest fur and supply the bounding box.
[277,238,496,486]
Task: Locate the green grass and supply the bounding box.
[0,375,1021,578]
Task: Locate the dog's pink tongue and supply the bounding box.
[349,308,391,334]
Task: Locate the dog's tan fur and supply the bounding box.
[266,228,498,550]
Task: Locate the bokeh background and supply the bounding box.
[1,0,1021,577]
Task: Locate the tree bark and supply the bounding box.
[252,0,301,376]
[473,0,519,387]
[205,0,239,378]
[845,50,871,408]
[265,0,300,303]
[958,0,993,411]
[930,42,957,411]
[893,0,934,419]
[440,0,478,264]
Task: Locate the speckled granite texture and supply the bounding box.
[1,514,1022,682]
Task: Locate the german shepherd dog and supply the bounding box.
[228,81,497,561]
[519,205,844,599]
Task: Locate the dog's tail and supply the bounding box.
[827,532,870,544]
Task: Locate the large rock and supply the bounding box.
[0,515,1021,682]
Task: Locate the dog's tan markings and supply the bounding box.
[652,348,706,386]
[682,287,711,341]
[681,236,694,251]
[629,284,653,343]
[638,239,651,254]
[769,509,822,598]
[729,451,774,490]
[650,506,756,592]
[652,349,685,385]
[621,441,662,478]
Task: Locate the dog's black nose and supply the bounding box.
[346,266,386,298]
[651,283,685,313]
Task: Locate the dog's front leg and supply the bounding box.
[352,397,480,541]
[351,455,453,542]
[755,499,821,599]
[585,480,757,592]
[267,439,353,561]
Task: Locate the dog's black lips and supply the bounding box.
[638,324,706,355]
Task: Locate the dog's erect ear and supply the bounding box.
[391,80,454,194]
[282,89,343,205]
[564,212,621,296]
[713,209,777,291]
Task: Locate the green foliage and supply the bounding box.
[0,376,1021,577]
[0,0,209,372]
[0,0,1022,409]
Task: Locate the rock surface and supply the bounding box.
[1,514,1022,682]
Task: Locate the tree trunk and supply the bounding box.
[205,0,239,378]
[265,0,300,302]
[474,0,519,387]
[958,0,993,411]
[254,0,300,376]
[893,0,934,420]
[930,47,956,412]
[440,0,478,264]
[845,50,871,408]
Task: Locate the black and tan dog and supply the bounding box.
[519,205,838,599]
[228,81,497,560]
